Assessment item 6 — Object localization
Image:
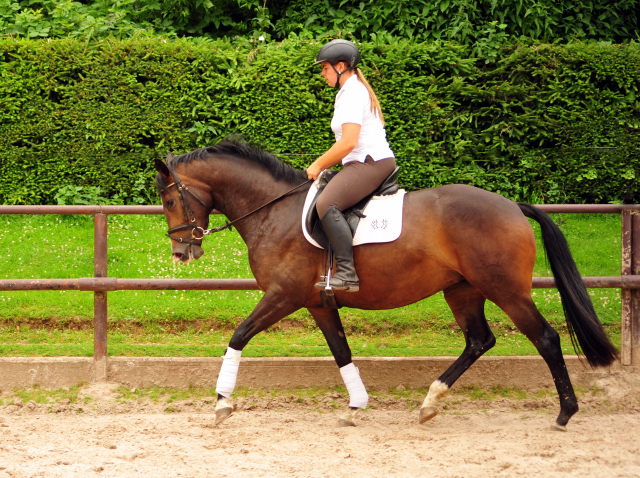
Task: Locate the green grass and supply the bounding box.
[0,383,565,409]
[114,385,218,403]
[8,383,84,405]
[0,212,623,357]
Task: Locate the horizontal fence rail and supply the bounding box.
[2,276,640,291]
[0,278,261,291]
[0,203,639,377]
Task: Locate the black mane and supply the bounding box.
[165,139,308,185]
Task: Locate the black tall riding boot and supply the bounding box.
[314,206,359,292]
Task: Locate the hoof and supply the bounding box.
[552,423,567,432]
[337,418,356,427]
[214,406,233,426]
[419,407,438,424]
[555,405,577,431]
[337,407,359,427]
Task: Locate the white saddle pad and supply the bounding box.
[301,177,406,249]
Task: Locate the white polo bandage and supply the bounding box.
[340,362,368,409]
[215,347,242,398]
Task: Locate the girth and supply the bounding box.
[305,166,401,250]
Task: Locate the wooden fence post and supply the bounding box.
[631,212,640,366]
[94,213,108,381]
[621,210,632,365]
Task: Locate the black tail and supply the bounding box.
[518,203,619,368]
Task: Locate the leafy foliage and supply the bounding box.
[269,0,640,45]
[54,185,107,205]
[0,0,638,46]
[0,0,152,39]
[0,37,638,205]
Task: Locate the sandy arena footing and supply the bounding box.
[0,377,639,478]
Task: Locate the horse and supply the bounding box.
[154,139,618,431]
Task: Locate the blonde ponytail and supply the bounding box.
[356,68,385,125]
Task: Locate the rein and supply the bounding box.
[163,166,311,245]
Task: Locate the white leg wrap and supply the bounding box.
[340,363,369,409]
[422,380,449,409]
[215,347,242,398]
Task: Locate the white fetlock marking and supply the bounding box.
[215,347,242,398]
[422,380,449,409]
[215,396,232,412]
[340,363,369,409]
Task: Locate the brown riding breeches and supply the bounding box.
[316,156,396,219]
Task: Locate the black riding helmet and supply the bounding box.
[312,39,361,90]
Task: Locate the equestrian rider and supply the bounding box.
[307,39,396,292]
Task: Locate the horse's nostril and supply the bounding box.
[172,253,183,261]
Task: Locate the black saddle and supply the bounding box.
[305,167,401,249]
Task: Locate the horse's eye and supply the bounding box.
[166,199,175,208]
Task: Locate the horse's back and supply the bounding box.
[404,184,532,241]
[407,184,526,220]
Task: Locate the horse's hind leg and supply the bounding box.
[308,307,368,427]
[420,281,496,424]
[496,294,578,430]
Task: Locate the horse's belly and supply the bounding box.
[337,256,461,310]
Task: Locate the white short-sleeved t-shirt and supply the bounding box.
[330,74,394,165]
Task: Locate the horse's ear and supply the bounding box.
[155,158,172,182]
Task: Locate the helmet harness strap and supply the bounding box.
[331,63,352,90]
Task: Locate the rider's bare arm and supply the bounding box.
[306,123,361,180]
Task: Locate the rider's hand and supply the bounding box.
[306,162,323,181]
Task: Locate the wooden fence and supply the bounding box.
[0,204,639,378]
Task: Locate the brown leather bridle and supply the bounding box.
[162,164,311,246]
[162,165,213,246]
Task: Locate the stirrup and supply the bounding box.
[314,278,359,292]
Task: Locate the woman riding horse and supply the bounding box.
[154,41,618,430]
[306,39,396,294]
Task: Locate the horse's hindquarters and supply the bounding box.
[335,186,537,310]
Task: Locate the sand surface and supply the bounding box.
[1,380,639,478]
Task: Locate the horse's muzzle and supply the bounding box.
[172,244,205,263]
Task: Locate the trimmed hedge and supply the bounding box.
[0,37,639,205]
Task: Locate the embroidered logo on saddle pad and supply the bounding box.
[301,177,406,249]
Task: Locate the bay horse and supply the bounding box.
[154,139,618,430]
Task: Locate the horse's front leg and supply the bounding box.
[308,307,368,427]
[214,292,301,425]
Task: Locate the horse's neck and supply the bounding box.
[208,163,306,246]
